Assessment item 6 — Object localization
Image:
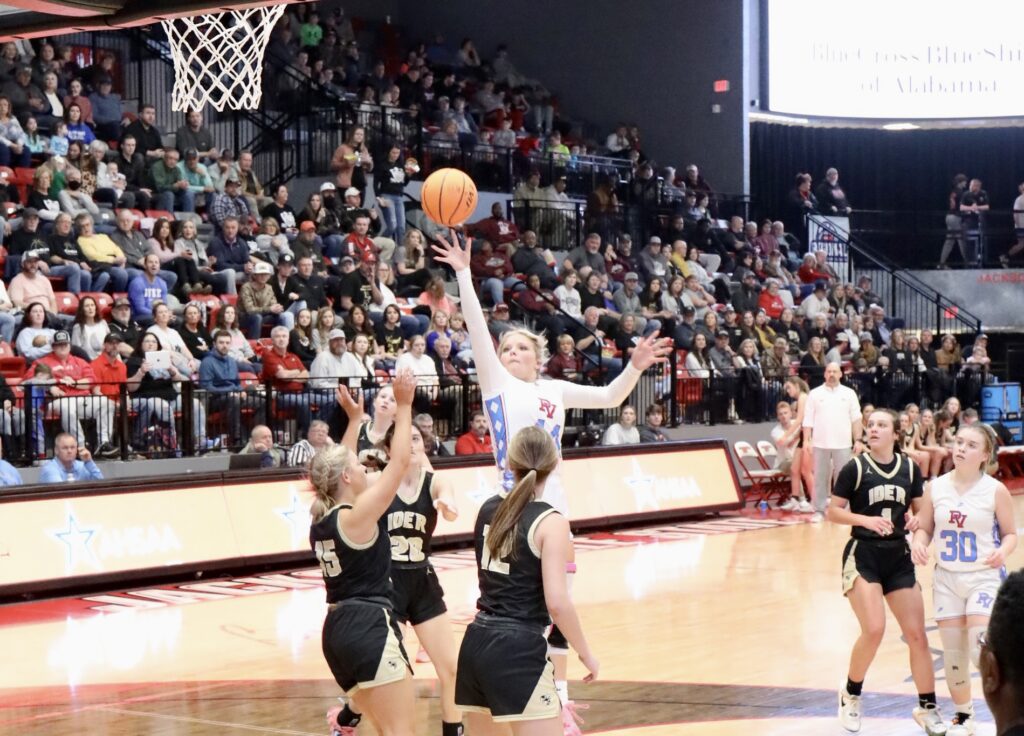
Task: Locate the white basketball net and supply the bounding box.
[161,4,287,112]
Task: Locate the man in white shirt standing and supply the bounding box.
[802,362,863,521]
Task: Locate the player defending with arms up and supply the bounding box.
[828,408,947,735]
[456,425,598,735]
[912,423,1018,736]
[433,229,669,735]
[309,372,418,736]
[380,421,463,736]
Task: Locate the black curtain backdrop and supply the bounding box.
[750,122,1024,221]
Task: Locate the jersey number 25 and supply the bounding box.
[315,540,342,577]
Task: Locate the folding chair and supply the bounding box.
[734,440,787,504]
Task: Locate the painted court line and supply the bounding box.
[93,706,323,735]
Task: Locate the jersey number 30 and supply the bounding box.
[315,540,342,577]
[939,530,978,563]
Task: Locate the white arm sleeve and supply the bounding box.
[455,267,512,393]
[559,362,643,410]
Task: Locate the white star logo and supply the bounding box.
[623,459,658,512]
[466,469,498,506]
[48,503,100,572]
[274,484,312,549]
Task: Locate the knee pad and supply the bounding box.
[968,625,986,669]
[939,627,970,690]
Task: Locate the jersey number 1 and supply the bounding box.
[939,530,978,563]
[315,540,342,577]
[480,524,511,575]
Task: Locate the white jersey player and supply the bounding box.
[912,423,1018,736]
[432,230,671,736]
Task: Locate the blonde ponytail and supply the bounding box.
[486,427,559,561]
[308,445,355,522]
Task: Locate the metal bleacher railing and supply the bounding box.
[806,212,982,336]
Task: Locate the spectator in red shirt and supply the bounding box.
[341,212,379,263]
[40,330,118,456]
[469,202,520,246]
[261,325,313,436]
[454,411,493,455]
[90,333,127,400]
[513,272,568,352]
[470,238,520,306]
[758,278,786,319]
[796,252,833,285]
[546,333,583,381]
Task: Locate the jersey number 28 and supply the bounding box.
[391,535,425,563]
[315,540,342,577]
[939,530,978,563]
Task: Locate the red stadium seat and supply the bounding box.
[0,341,14,359]
[80,291,114,319]
[0,355,25,381]
[146,209,174,222]
[54,291,79,316]
[12,167,34,185]
[219,294,238,307]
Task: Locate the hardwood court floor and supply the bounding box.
[2,499,1023,736]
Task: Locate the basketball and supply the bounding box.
[420,168,478,227]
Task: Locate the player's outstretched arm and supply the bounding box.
[343,371,415,538]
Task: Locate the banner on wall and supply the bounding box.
[808,215,850,272]
[0,442,741,595]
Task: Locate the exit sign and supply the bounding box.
[713,80,730,93]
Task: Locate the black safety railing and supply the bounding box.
[849,208,1023,269]
[509,201,586,251]
[2,356,993,468]
[807,212,983,336]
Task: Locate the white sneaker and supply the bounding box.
[779,497,798,511]
[913,704,948,735]
[797,499,814,513]
[811,512,825,523]
[838,688,861,732]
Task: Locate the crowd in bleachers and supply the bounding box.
[0,6,998,482]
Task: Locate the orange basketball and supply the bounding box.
[420,168,478,226]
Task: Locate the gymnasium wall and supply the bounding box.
[341,0,750,195]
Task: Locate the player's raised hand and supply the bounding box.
[430,228,472,271]
[391,369,417,407]
[629,331,674,371]
[335,385,364,420]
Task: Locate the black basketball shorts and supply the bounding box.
[390,564,448,626]
[456,612,561,722]
[842,538,917,596]
[321,600,411,695]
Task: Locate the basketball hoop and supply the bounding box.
[161,3,287,112]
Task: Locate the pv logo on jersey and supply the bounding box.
[948,510,967,529]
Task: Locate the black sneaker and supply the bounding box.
[96,442,119,458]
